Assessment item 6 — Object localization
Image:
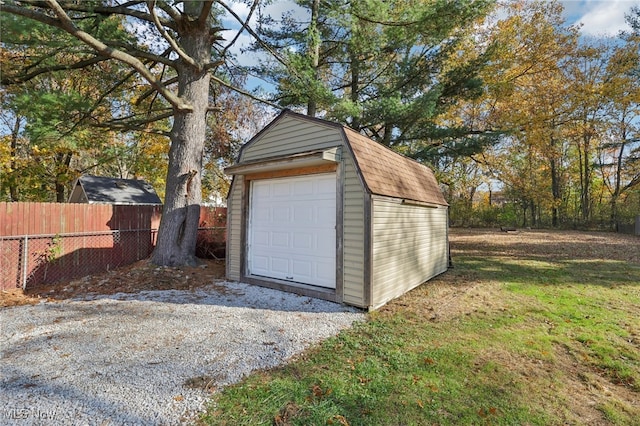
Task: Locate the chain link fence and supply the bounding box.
[0,228,225,290]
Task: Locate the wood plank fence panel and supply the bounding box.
[0,203,225,290]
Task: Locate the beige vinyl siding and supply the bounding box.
[371,197,448,309]
[226,176,243,281]
[341,154,366,307]
[242,116,343,162]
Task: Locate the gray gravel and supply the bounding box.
[0,282,364,425]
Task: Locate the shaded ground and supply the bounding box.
[1,258,225,307]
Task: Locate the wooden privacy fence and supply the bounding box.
[0,203,226,290]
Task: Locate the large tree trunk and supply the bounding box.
[151,10,211,267]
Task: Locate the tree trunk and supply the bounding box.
[55,152,72,202]
[151,10,211,267]
[549,134,561,227]
[306,0,320,117]
[9,116,21,201]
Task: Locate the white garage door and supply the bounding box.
[248,173,336,288]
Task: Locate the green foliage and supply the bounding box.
[251,0,496,150]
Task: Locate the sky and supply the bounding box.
[561,0,638,37]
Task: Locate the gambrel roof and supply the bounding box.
[342,126,448,206]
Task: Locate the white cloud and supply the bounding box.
[562,0,637,37]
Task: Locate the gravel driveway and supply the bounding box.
[1,282,364,425]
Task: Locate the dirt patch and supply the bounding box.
[1,258,225,308]
[450,228,640,264]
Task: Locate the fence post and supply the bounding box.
[22,235,28,290]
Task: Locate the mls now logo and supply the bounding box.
[4,408,57,421]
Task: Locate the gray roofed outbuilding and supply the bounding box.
[68,175,162,205]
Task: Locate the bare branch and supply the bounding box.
[147,0,199,70]
[16,0,178,30]
[217,0,291,71]
[198,1,214,27]
[36,0,191,111]
[107,41,176,68]
[222,0,259,57]
[97,110,174,136]
[1,56,108,85]
[95,122,171,136]
[210,74,281,109]
[136,76,179,105]
[155,0,182,23]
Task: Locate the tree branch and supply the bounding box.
[1,56,108,85]
[222,0,259,57]
[217,0,291,71]
[136,76,179,105]
[147,0,199,70]
[197,0,214,27]
[106,41,177,68]
[31,0,192,112]
[155,0,182,23]
[16,0,178,30]
[210,74,281,109]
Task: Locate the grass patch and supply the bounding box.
[199,230,640,425]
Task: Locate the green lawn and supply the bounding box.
[199,229,640,425]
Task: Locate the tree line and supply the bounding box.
[1,1,638,266]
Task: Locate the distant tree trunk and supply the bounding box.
[9,116,22,201]
[610,131,627,225]
[349,49,361,130]
[307,0,320,117]
[550,136,560,227]
[151,9,210,267]
[530,200,537,227]
[55,152,72,202]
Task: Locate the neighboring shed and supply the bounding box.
[225,110,449,310]
[68,175,162,205]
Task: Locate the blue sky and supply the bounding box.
[560,0,638,36]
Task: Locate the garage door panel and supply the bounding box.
[271,257,289,274]
[317,178,336,195]
[248,174,336,289]
[293,205,314,223]
[293,180,314,196]
[272,206,291,222]
[251,255,269,273]
[293,233,313,249]
[273,182,291,197]
[253,230,270,247]
[317,233,334,251]
[316,262,335,281]
[292,260,312,277]
[271,232,289,247]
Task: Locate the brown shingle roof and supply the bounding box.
[343,127,448,206]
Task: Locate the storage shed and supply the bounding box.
[68,175,162,205]
[225,110,449,310]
